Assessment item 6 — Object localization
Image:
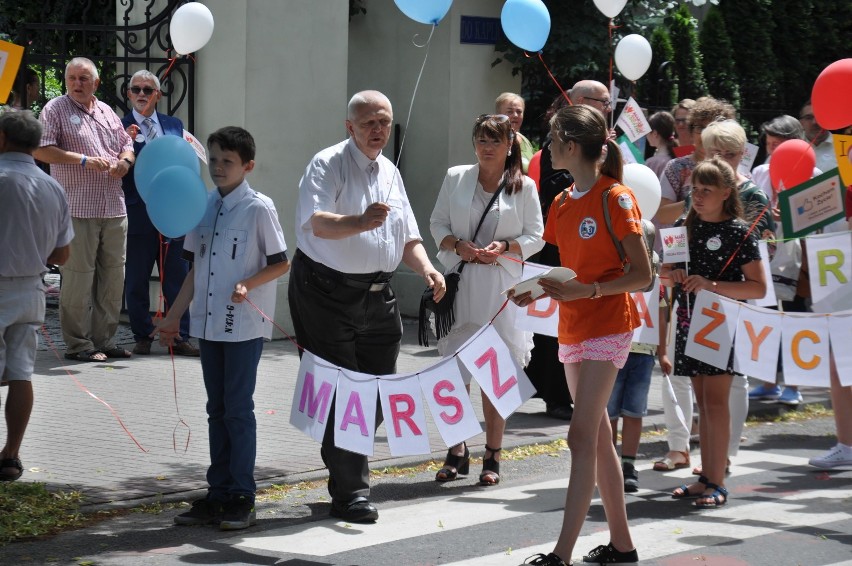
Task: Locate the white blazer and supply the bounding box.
[430,164,544,278]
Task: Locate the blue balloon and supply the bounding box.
[134,135,200,202]
[393,0,453,25]
[501,0,551,53]
[145,166,208,238]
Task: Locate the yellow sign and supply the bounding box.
[0,40,25,105]
[832,134,852,188]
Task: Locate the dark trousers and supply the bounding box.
[199,337,264,502]
[124,232,190,342]
[288,252,401,502]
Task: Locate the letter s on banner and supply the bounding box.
[418,357,482,448]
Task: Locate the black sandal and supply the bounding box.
[671,475,709,499]
[479,445,502,486]
[0,457,23,482]
[435,444,469,482]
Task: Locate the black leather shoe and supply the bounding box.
[330,496,379,523]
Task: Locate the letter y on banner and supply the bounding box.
[378,376,431,456]
[685,291,739,370]
[334,369,379,456]
[457,325,536,420]
[289,351,338,442]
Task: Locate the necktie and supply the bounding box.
[143,117,158,143]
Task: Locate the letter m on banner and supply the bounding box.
[289,351,338,442]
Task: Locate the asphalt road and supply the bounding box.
[2,415,849,566]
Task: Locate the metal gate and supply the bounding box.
[15,0,195,130]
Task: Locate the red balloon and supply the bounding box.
[769,139,816,191]
[528,149,541,190]
[811,58,852,130]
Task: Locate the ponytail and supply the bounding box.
[600,138,623,182]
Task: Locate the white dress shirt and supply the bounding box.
[131,109,164,138]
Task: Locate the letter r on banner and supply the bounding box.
[378,376,431,456]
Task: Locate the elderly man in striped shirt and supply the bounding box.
[34,57,136,362]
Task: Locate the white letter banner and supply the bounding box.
[334,369,379,457]
[733,306,781,383]
[828,313,852,386]
[290,351,338,442]
[378,375,431,456]
[456,325,536,420]
[631,279,660,345]
[418,357,481,448]
[660,226,690,264]
[747,240,777,308]
[806,232,852,309]
[780,314,830,387]
[513,262,558,337]
[685,291,739,370]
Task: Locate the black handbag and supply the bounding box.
[418,180,506,347]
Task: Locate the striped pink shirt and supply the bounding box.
[39,95,134,218]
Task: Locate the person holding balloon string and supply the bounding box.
[662,157,766,510]
[513,104,649,566]
[156,126,289,531]
[121,69,199,358]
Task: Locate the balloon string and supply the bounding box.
[383,23,437,203]
[536,52,571,105]
[716,202,770,278]
[39,326,148,452]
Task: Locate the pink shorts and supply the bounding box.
[558,331,634,369]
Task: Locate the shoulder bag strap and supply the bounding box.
[601,183,627,265]
[458,178,507,274]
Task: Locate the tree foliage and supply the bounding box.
[666,4,707,100]
[698,6,740,110]
[637,26,677,110]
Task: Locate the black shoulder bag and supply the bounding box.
[418,180,506,346]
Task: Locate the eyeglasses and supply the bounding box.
[585,96,612,109]
[129,86,158,95]
[477,114,510,123]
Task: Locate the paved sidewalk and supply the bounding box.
[2,302,831,508]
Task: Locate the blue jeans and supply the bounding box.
[199,337,264,502]
[607,352,654,419]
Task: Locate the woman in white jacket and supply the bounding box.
[429,113,544,486]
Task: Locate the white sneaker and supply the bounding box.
[809,443,852,469]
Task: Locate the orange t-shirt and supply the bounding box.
[542,175,643,345]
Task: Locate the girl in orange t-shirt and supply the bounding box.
[512,105,651,566]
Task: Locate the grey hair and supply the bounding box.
[66,57,99,80]
[494,92,524,112]
[130,69,160,90]
[347,90,391,120]
[0,110,42,150]
[762,115,805,141]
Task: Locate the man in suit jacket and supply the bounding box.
[122,70,198,356]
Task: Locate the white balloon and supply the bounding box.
[593,0,628,18]
[614,34,652,81]
[170,2,215,55]
[622,163,661,219]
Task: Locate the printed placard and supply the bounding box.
[832,134,852,187]
[289,351,338,442]
[456,325,536,420]
[334,369,379,457]
[780,314,830,387]
[378,376,431,456]
[183,129,208,163]
[615,97,652,143]
[733,306,781,383]
[659,226,690,264]
[779,168,846,238]
[418,357,481,448]
[617,135,644,165]
[738,142,759,176]
[631,280,660,345]
[0,40,24,104]
[684,290,739,370]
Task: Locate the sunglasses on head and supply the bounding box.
[129,86,157,95]
[477,114,510,124]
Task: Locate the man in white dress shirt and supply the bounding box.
[289,90,445,523]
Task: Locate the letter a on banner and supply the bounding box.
[457,325,536,420]
[334,369,379,456]
[418,357,482,448]
[631,279,660,345]
[290,351,338,442]
[781,314,830,387]
[378,376,431,456]
[828,314,852,386]
[733,306,781,383]
[685,291,739,370]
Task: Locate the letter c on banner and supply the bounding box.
[389,393,422,437]
[434,380,463,424]
[792,329,821,370]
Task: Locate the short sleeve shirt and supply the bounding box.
[184,181,288,341]
[0,153,74,277]
[542,175,644,344]
[660,154,697,203]
[39,95,133,218]
[295,138,421,273]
